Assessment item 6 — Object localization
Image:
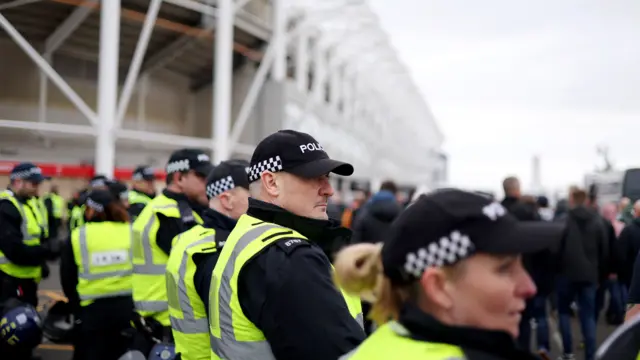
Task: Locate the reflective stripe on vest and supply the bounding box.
[211,224,280,359]
[0,193,43,280]
[133,204,177,276]
[132,194,203,325]
[339,321,467,360]
[72,223,133,306]
[209,216,363,359]
[32,197,49,238]
[133,204,177,314]
[167,226,217,360]
[168,235,211,333]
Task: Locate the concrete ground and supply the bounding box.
[36,261,618,360]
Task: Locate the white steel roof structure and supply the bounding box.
[0,0,444,186]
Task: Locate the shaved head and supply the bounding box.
[502,176,521,198]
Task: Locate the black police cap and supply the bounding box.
[166,149,214,176]
[382,189,564,284]
[248,130,354,183]
[205,159,250,199]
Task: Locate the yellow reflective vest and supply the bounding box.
[0,191,43,280]
[30,196,48,239]
[128,190,153,207]
[166,224,218,360]
[339,321,466,360]
[70,222,133,307]
[69,205,86,232]
[132,193,203,326]
[209,214,363,360]
[43,193,65,220]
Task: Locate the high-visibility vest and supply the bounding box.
[70,222,133,307]
[43,193,65,219]
[0,191,43,280]
[30,197,49,239]
[166,225,218,360]
[339,321,466,360]
[209,214,363,360]
[129,190,153,207]
[132,193,203,326]
[69,205,85,232]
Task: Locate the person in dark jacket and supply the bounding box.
[333,189,564,360]
[500,178,552,356]
[351,180,402,245]
[128,166,157,221]
[556,187,608,360]
[617,201,640,292]
[351,180,402,335]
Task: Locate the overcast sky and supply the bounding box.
[368,0,640,195]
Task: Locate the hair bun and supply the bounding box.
[333,243,383,302]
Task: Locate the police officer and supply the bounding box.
[42,184,65,243]
[0,163,55,307]
[68,175,109,232]
[167,160,250,360]
[333,189,563,360]
[31,178,50,244]
[208,130,365,360]
[132,149,212,339]
[129,165,157,221]
[59,189,133,360]
[107,179,130,209]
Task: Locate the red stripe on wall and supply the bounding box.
[0,161,167,181]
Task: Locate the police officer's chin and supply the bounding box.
[310,205,329,220]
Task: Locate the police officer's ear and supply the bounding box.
[218,192,233,212]
[261,171,281,198]
[419,267,455,310]
[85,207,96,220]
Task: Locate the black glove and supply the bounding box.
[41,262,50,279]
[41,242,59,261]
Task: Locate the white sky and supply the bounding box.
[369,0,640,195]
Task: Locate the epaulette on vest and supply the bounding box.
[274,237,310,255]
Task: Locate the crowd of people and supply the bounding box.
[1,129,640,360]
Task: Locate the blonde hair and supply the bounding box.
[333,242,467,326]
[333,243,409,325]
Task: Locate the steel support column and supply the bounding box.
[116,0,162,128]
[212,0,234,163]
[271,0,286,82]
[229,44,275,151]
[312,40,326,103]
[95,0,121,178]
[0,12,98,126]
[295,28,309,92]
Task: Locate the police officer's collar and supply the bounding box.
[398,303,538,359]
[247,198,351,243]
[4,187,29,202]
[162,189,207,213]
[201,208,236,231]
[132,187,156,198]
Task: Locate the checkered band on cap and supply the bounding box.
[10,167,41,180]
[403,230,475,279]
[86,198,105,213]
[248,156,283,182]
[206,175,235,198]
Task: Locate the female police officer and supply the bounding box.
[60,189,133,360]
[334,189,563,360]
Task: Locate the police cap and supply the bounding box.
[166,149,214,177]
[382,189,564,285]
[205,159,250,199]
[248,129,353,183]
